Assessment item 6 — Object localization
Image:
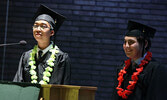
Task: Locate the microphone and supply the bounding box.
[0,40,27,47]
[19,40,27,46]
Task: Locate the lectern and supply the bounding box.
[0,81,97,100]
[39,84,97,100]
[0,81,41,100]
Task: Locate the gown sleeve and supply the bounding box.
[146,63,167,100]
[51,51,71,85]
[62,53,71,85]
[13,52,25,82]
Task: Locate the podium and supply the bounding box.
[39,84,97,100]
[0,81,97,100]
[0,81,41,100]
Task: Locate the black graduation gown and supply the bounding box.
[113,58,167,100]
[13,48,71,85]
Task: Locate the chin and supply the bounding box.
[125,54,132,59]
[35,38,42,43]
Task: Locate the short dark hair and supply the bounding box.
[136,36,151,51]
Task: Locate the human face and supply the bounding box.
[33,20,54,44]
[123,36,143,60]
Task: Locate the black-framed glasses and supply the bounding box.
[32,25,50,30]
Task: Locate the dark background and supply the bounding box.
[0,0,167,100]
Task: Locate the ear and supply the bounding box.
[145,40,148,48]
[50,30,55,36]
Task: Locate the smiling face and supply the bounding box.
[123,36,143,60]
[33,20,54,44]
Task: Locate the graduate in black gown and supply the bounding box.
[114,20,167,100]
[13,4,71,85]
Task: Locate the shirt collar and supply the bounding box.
[37,43,53,57]
[133,52,147,65]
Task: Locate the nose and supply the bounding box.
[125,42,129,47]
[36,26,42,30]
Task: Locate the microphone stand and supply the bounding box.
[1,0,9,80]
[0,43,20,47]
[0,40,27,47]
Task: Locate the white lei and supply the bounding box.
[29,44,59,84]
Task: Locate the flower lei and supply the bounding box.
[29,44,59,84]
[116,51,152,99]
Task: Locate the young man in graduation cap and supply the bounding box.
[114,20,167,100]
[13,4,71,85]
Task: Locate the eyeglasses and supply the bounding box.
[32,25,50,30]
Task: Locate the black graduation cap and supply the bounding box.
[125,20,156,39]
[34,4,66,34]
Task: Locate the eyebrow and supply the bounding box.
[34,22,48,25]
[124,38,136,41]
